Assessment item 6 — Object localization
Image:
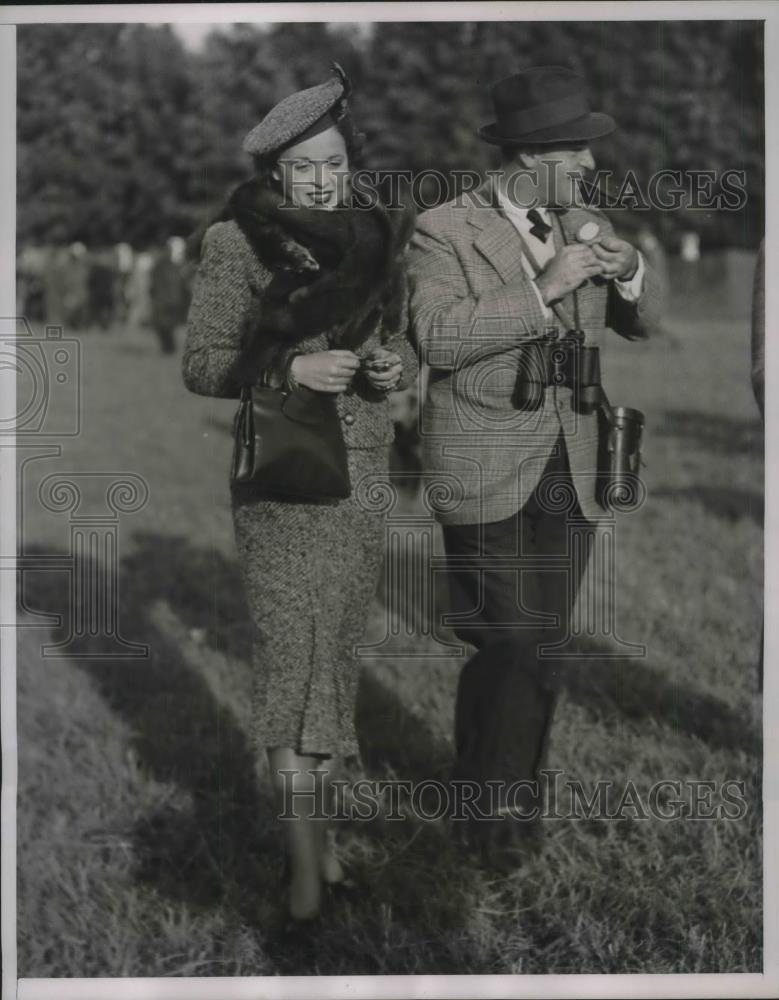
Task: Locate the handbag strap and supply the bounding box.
[237,386,252,446]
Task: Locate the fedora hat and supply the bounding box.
[478,66,615,146]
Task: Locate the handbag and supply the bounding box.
[231,381,351,501]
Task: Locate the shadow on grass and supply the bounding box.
[367,528,760,760]
[553,647,760,758]
[651,485,764,524]
[18,536,481,973]
[19,543,275,924]
[657,410,763,458]
[18,529,760,972]
[356,670,453,784]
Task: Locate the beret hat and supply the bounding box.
[242,63,351,157]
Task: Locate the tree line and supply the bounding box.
[17,20,764,251]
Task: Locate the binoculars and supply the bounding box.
[513,329,646,510]
[513,328,603,414]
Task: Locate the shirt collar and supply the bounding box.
[493,182,549,225]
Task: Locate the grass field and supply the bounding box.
[16,254,763,976]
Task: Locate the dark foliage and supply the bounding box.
[17,20,764,249]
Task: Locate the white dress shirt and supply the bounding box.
[494,188,645,321]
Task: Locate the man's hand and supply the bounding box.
[590,235,639,281]
[536,244,603,304]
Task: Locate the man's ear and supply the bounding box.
[518,151,537,170]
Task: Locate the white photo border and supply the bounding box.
[1,4,775,999]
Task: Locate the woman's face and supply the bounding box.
[273,126,350,209]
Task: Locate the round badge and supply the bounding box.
[577,221,601,244]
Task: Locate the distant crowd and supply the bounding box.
[17,237,194,354]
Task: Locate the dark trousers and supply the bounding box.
[442,437,593,828]
[155,324,176,355]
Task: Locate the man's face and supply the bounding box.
[525,145,596,208]
[273,126,350,209]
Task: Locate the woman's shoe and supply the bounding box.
[268,907,325,965]
[280,909,325,936]
[323,872,359,900]
[280,855,325,923]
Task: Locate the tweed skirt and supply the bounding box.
[231,446,390,759]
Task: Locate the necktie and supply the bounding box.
[527,208,552,244]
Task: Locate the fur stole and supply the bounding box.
[224,178,415,353]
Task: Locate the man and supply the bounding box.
[150,236,191,354]
[751,239,765,419]
[751,239,764,702]
[409,66,662,866]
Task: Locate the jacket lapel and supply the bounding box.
[470,192,551,336]
[545,210,576,326]
[554,206,609,331]
[557,206,594,245]
[550,209,566,254]
[468,182,533,286]
[472,221,528,285]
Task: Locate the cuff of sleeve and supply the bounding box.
[282,351,302,391]
[529,276,554,320]
[615,250,645,301]
[245,348,301,389]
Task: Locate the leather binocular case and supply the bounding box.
[513,330,602,415]
[602,405,644,508]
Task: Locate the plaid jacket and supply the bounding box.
[408,184,662,525]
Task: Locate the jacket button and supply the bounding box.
[343,413,355,426]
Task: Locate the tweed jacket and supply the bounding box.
[408,183,662,525]
[183,219,418,449]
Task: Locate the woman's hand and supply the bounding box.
[363,348,403,392]
[289,350,360,393]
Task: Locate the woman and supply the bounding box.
[182,66,417,924]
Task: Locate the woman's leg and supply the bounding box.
[316,757,346,885]
[267,747,325,920]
